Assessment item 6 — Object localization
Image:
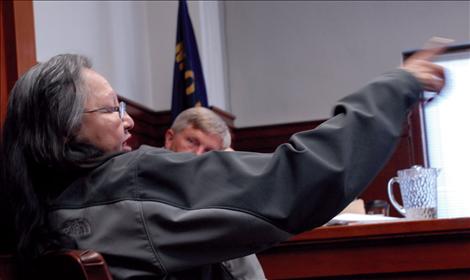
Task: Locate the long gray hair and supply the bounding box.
[1,54,94,266]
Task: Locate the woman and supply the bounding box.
[1,48,444,279]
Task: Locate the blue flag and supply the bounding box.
[171,0,208,120]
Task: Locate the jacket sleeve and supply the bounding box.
[135,69,422,271]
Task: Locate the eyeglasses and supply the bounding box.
[83,101,127,120]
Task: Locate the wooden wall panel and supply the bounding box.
[0,1,14,131]
[10,1,36,77]
[233,120,323,153]
[0,1,7,129]
[0,0,36,131]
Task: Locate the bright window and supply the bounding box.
[421,47,470,218]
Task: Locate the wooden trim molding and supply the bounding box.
[11,1,37,77]
[0,1,7,129]
[0,0,37,131]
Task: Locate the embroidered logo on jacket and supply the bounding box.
[60,218,92,238]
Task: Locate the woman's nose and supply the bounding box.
[123,112,134,130]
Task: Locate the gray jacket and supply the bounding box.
[48,70,422,279]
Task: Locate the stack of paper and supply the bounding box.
[326,213,400,226]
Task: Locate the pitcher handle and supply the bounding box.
[387,177,406,217]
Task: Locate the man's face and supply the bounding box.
[75,69,134,153]
[165,125,223,155]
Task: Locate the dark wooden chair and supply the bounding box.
[0,249,113,280]
[0,253,16,280]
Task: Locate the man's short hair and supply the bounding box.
[171,107,231,148]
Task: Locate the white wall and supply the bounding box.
[225,1,470,127]
[33,1,470,127]
[33,1,228,112]
[34,1,154,108]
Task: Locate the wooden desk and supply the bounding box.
[258,218,470,279]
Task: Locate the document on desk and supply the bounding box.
[326,213,400,226]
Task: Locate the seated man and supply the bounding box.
[165,107,232,154]
[165,107,266,279]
